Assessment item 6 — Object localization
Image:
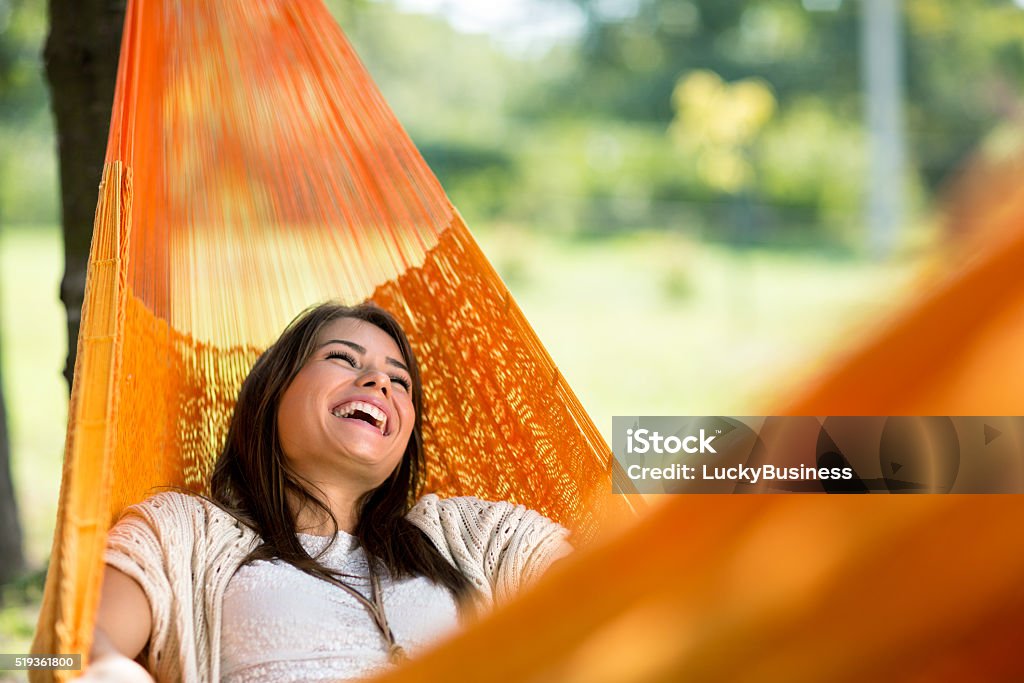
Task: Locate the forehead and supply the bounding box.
[315,317,404,359]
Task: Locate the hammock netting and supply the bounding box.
[31,1,1024,681]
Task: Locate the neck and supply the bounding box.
[289,482,366,536]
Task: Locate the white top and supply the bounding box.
[104,492,574,682]
[220,532,461,682]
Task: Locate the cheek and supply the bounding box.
[400,399,417,433]
[277,380,314,443]
[392,401,416,446]
[277,389,297,429]
[276,403,301,454]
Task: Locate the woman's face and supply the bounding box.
[277,317,416,491]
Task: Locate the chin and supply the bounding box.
[340,451,403,481]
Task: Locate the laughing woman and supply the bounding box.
[80,303,574,682]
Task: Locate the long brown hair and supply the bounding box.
[209,302,475,604]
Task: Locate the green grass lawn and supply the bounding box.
[0,226,66,569]
[474,225,923,431]
[0,224,65,669]
[0,222,925,657]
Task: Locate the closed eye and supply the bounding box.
[326,350,357,366]
[327,350,411,391]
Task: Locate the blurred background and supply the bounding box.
[3,0,1024,662]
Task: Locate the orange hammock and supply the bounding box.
[31,0,638,675]
[31,1,1024,681]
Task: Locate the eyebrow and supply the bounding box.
[319,339,409,372]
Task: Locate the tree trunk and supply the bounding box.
[0,342,26,585]
[43,0,125,391]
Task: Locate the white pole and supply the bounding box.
[861,0,906,259]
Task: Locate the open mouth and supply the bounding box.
[331,401,388,436]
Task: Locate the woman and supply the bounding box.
[82,302,574,682]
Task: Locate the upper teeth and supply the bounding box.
[331,401,388,435]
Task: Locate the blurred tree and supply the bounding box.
[548,0,1024,243]
[44,0,125,390]
[529,0,866,241]
[0,341,23,584]
[669,69,777,244]
[903,0,1024,188]
[560,0,860,122]
[670,69,776,195]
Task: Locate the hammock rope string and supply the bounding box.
[32,1,640,677]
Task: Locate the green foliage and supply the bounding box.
[670,70,777,194]
[4,0,1024,242]
[0,566,44,677]
[559,0,860,121]
[1,564,46,608]
[0,0,49,122]
[324,2,533,224]
[336,4,527,143]
[546,0,1024,245]
[0,0,56,225]
[904,0,1024,187]
[758,99,866,226]
[505,119,705,235]
[416,140,517,220]
[0,122,59,225]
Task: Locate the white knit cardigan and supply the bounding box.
[104,491,573,682]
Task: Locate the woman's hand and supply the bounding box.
[74,654,154,682]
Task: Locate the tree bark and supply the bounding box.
[0,340,26,585]
[43,0,125,391]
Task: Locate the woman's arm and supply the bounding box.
[94,566,152,659]
[75,566,154,682]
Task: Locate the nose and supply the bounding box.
[358,369,391,397]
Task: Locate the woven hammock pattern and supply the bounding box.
[32,1,637,677]
[32,0,1024,681]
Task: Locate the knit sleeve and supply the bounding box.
[407,494,574,606]
[103,492,199,679]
